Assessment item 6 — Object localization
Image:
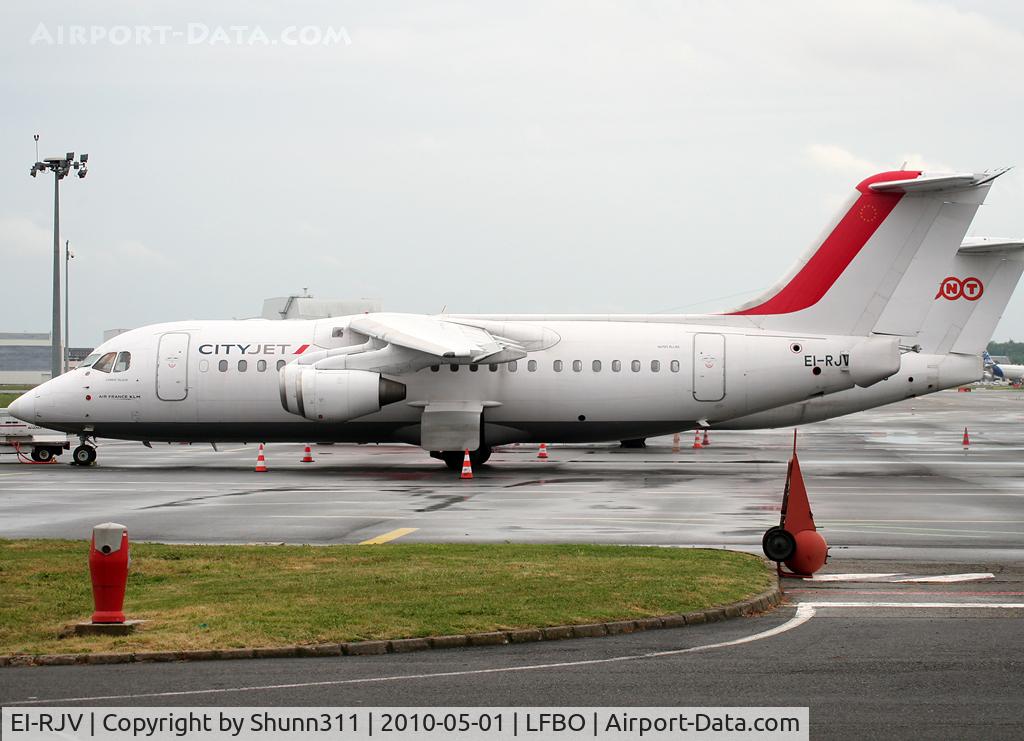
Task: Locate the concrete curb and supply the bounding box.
[0,583,781,668]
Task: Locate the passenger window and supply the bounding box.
[199,359,210,373]
[332,327,345,338]
[218,360,228,372]
[670,360,680,373]
[572,360,582,372]
[469,364,479,372]
[509,360,518,372]
[113,352,131,372]
[276,360,286,371]
[257,359,267,372]
[238,360,248,372]
[631,360,641,372]
[430,365,440,372]
[592,360,601,372]
[527,360,537,372]
[553,360,563,372]
[612,360,621,373]
[93,352,117,373]
[651,360,661,372]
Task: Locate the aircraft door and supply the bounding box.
[156,332,190,401]
[693,333,725,401]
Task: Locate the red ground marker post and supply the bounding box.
[89,522,129,624]
[762,431,828,577]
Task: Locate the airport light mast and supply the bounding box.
[30,136,88,378]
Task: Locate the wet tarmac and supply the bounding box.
[2,389,1023,563]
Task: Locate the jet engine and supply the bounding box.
[279,366,406,422]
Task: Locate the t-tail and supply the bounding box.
[722,169,1010,337]
[983,350,1004,378]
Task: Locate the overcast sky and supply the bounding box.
[2,1,1024,346]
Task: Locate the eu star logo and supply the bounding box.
[858,203,878,223]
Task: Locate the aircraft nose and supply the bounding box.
[6,392,35,422]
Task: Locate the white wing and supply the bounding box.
[348,313,526,363]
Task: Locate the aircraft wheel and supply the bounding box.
[762,526,796,562]
[437,448,491,470]
[439,451,463,471]
[72,445,97,466]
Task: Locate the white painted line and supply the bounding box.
[803,573,903,582]
[269,515,401,520]
[804,601,1024,608]
[890,573,995,583]
[7,606,817,706]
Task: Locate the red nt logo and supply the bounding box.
[935,276,983,301]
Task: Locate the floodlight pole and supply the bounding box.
[65,240,71,373]
[30,140,87,378]
[51,174,61,379]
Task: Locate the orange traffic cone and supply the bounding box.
[702,429,710,447]
[538,443,549,460]
[460,449,474,479]
[692,430,703,449]
[962,427,970,449]
[301,444,314,463]
[672,432,680,453]
[255,443,268,472]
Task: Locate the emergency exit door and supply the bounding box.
[157,332,190,401]
[693,333,725,401]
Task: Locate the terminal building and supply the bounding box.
[261,295,381,320]
[0,332,93,386]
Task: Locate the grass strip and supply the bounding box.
[0,540,773,656]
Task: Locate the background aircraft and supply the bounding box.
[983,350,1024,383]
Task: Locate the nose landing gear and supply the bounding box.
[72,437,98,466]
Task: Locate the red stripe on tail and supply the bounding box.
[729,170,920,316]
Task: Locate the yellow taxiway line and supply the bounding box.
[358,527,418,545]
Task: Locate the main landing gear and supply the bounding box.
[433,447,492,471]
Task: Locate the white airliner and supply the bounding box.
[8,168,1008,468]
[983,350,1024,383]
[721,237,1024,428]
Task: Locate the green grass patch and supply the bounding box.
[0,541,773,656]
[0,392,23,408]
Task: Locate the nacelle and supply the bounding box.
[279,366,406,422]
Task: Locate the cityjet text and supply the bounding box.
[199,344,293,355]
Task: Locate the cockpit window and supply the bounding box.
[113,352,131,372]
[92,352,117,373]
[79,353,101,368]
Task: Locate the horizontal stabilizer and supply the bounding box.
[958,237,1024,254]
